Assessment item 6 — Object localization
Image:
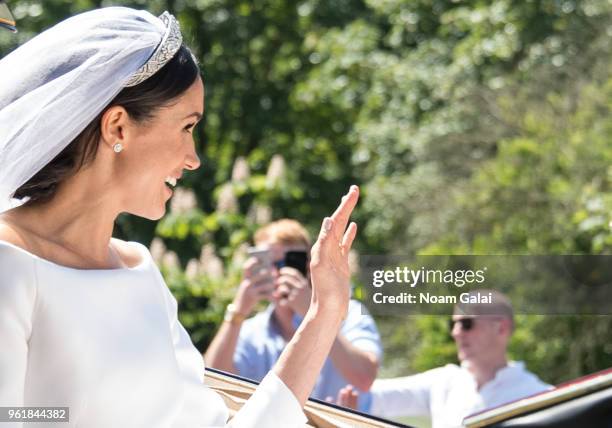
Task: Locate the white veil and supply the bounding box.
[0,7,181,212]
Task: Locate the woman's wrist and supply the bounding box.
[310,290,348,317]
[305,299,346,326]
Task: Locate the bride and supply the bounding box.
[0,7,358,427]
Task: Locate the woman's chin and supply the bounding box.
[125,202,167,221]
[139,189,173,220]
[148,210,166,221]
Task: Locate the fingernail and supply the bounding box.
[323,217,332,231]
[350,185,358,192]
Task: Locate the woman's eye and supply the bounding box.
[184,123,195,133]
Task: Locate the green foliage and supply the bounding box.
[508,315,612,383]
[162,267,231,351]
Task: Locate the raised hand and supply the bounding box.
[309,185,359,318]
[269,185,360,406]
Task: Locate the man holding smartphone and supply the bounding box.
[204,219,382,410]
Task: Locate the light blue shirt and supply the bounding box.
[234,300,383,411]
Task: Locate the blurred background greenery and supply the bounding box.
[2,0,611,424]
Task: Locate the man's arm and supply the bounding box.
[328,300,383,391]
[329,335,379,391]
[203,317,242,373]
[369,368,446,418]
[204,258,275,372]
[276,266,380,391]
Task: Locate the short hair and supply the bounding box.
[254,219,311,248]
[454,289,514,330]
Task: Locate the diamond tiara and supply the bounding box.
[124,11,183,87]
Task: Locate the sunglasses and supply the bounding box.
[449,318,475,332]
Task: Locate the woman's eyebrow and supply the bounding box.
[183,112,203,120]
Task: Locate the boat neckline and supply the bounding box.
[0,239,149,273]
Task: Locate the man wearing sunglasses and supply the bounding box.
[351,290,550,427]
[205,219,382,411]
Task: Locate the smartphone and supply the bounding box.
[247,246,272,272]
[284,251,308,276]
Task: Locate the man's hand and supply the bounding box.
[325,384,359,410]
[274,267,311,317]
[232,257,275,315]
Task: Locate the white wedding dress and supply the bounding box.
[0,240,307,427]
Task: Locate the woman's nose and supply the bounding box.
[185,143,201,170]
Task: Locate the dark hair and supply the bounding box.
[14,45,200,204]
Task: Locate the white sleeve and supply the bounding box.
[229,371,307,428]
[156,267,306,428]
[369,368,443,418]
[0,245,37,425]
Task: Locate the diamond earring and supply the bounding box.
[113,143,123,153]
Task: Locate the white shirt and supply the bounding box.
[370,361,551,428]
[0,240,307,428]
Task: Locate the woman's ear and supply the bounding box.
[100,106,129,151]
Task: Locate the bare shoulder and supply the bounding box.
[110,238,145,268]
